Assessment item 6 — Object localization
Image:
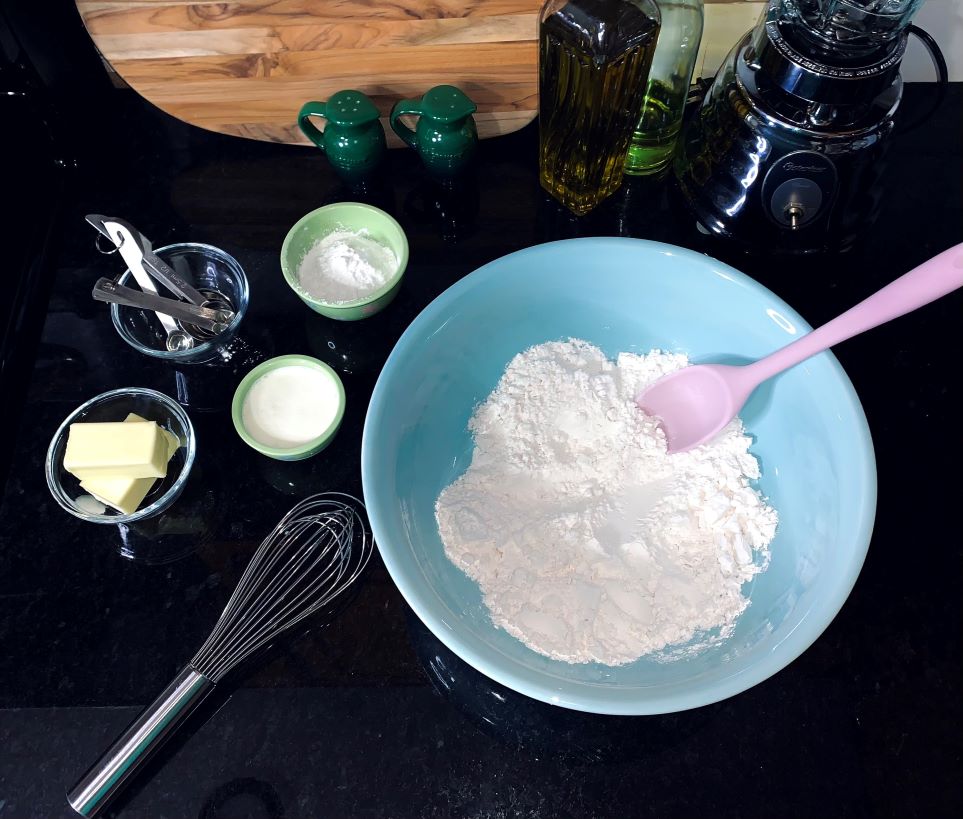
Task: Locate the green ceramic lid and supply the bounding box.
[419,85,477,124]
[324,90,381,127]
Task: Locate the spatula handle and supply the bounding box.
[748,242,963,384]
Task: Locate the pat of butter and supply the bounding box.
[77,414,182,515]
[63,420,169,480]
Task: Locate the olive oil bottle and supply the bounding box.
[624,1,704,176]
[538,0,661,216]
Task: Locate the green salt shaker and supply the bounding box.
[298,90,387,183]
[390,85,478,179]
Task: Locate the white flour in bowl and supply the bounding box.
[297,229,398,303]
[435,340,778,666]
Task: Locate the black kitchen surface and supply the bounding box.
[1,62,961,818]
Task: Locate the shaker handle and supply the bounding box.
[389,100,422,149]
[297,101,329,152]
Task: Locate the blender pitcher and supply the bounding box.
[781,0,928,55]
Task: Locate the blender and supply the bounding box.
[674,0,946,253]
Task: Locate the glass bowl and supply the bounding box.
[110,243,249,363]
[45,388,197,524]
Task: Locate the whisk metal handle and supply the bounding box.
[67,664,214,817]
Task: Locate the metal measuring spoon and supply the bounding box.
[165,330,195,352]
[92,279,234,336]
[96,220,197,352]
[87,215,208,306]
[181,289,236,341]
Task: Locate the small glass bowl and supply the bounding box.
[111,243,249,363]
[45,388,197,524]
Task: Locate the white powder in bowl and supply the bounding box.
[241,365,341,449]
[297,228,398,303]
[435,340,778,666]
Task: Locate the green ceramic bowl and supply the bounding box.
[231,354,346,461]
[280,202,409,321]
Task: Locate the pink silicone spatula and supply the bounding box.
[637,242,963,454]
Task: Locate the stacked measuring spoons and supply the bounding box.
[86,215,236,352]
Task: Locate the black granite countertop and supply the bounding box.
[1,82,961,818]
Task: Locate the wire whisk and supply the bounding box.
[68,493,373,818]
[193,494,371,681]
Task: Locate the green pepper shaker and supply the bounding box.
[298,90,387,184]
[390,85,478,179]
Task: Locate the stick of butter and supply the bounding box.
[77,414,182,515]
[80,475,158,516]
[125,413,181,460]
[63,420,169,480]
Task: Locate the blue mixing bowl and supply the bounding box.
[362,238,876,715]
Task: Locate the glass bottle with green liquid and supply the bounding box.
[538,0,661,216]
[624,0,704,176]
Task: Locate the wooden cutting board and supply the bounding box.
[75,0,542,148]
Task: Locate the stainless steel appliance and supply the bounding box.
[674,0,946,253]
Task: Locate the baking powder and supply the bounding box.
[435,340,778,666]
[297,228,398,303]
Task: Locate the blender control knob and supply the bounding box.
[785,203,805,229]
[769,177,823,229]
[761,151,837,232]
